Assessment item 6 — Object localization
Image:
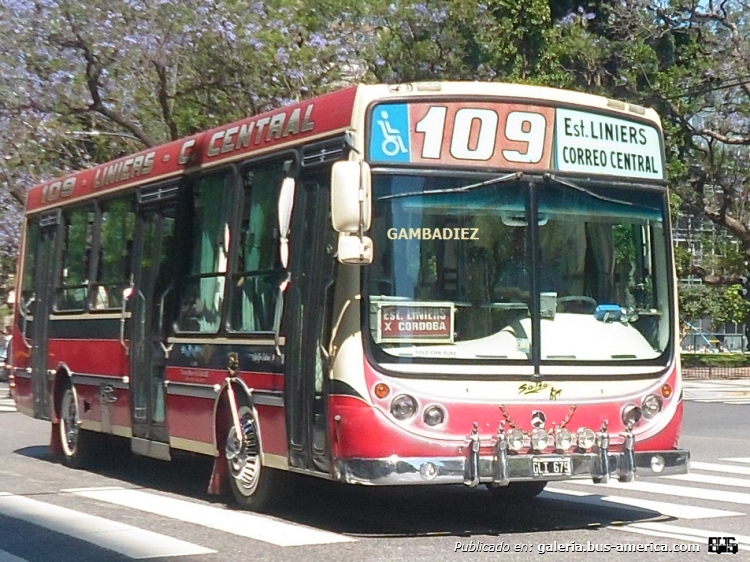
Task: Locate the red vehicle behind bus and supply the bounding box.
[12,82,688,510]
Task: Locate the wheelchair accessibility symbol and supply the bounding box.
[370,104,411,162]
[377,111,408,156]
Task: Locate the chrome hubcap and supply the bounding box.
[226,410,260,496]
[61,389,78,454]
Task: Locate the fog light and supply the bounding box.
[530,428,550,451]
[507,428,525,451]
[651,454,665,473]
[555,428,573,451]
[642,394,663,419]
[420,462,438,480]
[577,427,596,450]
[390,394,417,420]
[621,404,642,428]
[423,405,445,426]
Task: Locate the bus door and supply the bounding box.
[128,186,178,459]
[285,172,336,473]
[26,211,60,419]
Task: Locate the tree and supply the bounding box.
[0,0,374,299]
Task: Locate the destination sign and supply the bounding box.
[368,102,664,180]
[376,302,455,344]
[554,109,662,180]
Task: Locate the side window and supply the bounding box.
[228,159,290,332]
[92,197,135,310]
[20,219,40,304]
[176,172,232,332]
[56,206,95,311]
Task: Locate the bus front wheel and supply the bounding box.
[225,405,285,511]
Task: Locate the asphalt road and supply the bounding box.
[1,381,749,562]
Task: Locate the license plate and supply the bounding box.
[532,456,572,477]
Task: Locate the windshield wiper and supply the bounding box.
[377,171,523,201]
[543,173,638,207]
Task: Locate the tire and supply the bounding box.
[486,480,548,501]
[225,404,287,511]
[58,382,91,468]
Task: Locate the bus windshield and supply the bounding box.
[366,173,671,364]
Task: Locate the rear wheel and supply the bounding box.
[225,405,286,511]
[58,382,91,468]
[486,481,547,500]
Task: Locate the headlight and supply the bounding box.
[423,405,445,426]
[555,428,573,451]
[621,404,642,428]
[642,394,663,419]
[507,428,525,451]
[390,394,417,420]
[577,427,596,450]
[530,428,550,452]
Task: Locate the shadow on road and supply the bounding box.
[14,437,671,540]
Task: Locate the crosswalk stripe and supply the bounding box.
[721,457,750,464]
[545,487,742,519]
[0,549,29,562]
[0,493,215,559]
[691,461,750,476]
[611,522,750,552]
[688,396,750,400]
[65,487,356,547]
[567,478,750,506]
[666,472,750,488]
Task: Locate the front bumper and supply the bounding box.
[335,449,689,486]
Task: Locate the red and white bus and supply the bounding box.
[12,82,689,509]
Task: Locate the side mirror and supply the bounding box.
[331,160,371,233]
[337,233,373,265]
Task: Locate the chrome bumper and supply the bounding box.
[334,450,689,486]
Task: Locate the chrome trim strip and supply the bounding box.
[169,436,217,456]
[79,420,102,432]
[51,312,130,320]
[72,374,130,389]
[253,391,284,407]
[262,452,288,470]
[16,404,34,417]
[132,437,171,461]
[167,336,285,346]
[334,450,689,486]
[165,381,219,399]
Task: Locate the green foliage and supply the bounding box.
[679,283,750,329]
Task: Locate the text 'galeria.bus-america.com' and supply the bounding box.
[11,81,688,511]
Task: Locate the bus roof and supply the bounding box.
[25,82,662,214]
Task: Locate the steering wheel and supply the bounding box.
[557,295,598,314]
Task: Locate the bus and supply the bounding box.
[11,82,689,510]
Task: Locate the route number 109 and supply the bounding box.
[414,106,547,164]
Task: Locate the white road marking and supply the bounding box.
[567,478,750,506]
[0,493,215,559]
[720,457,750,464]
[611,522,750,552]
[0,549,29,562]
[545,487,742,519]
[690,461,750,476]
[65,487,356,547]
[666,472,750,488]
